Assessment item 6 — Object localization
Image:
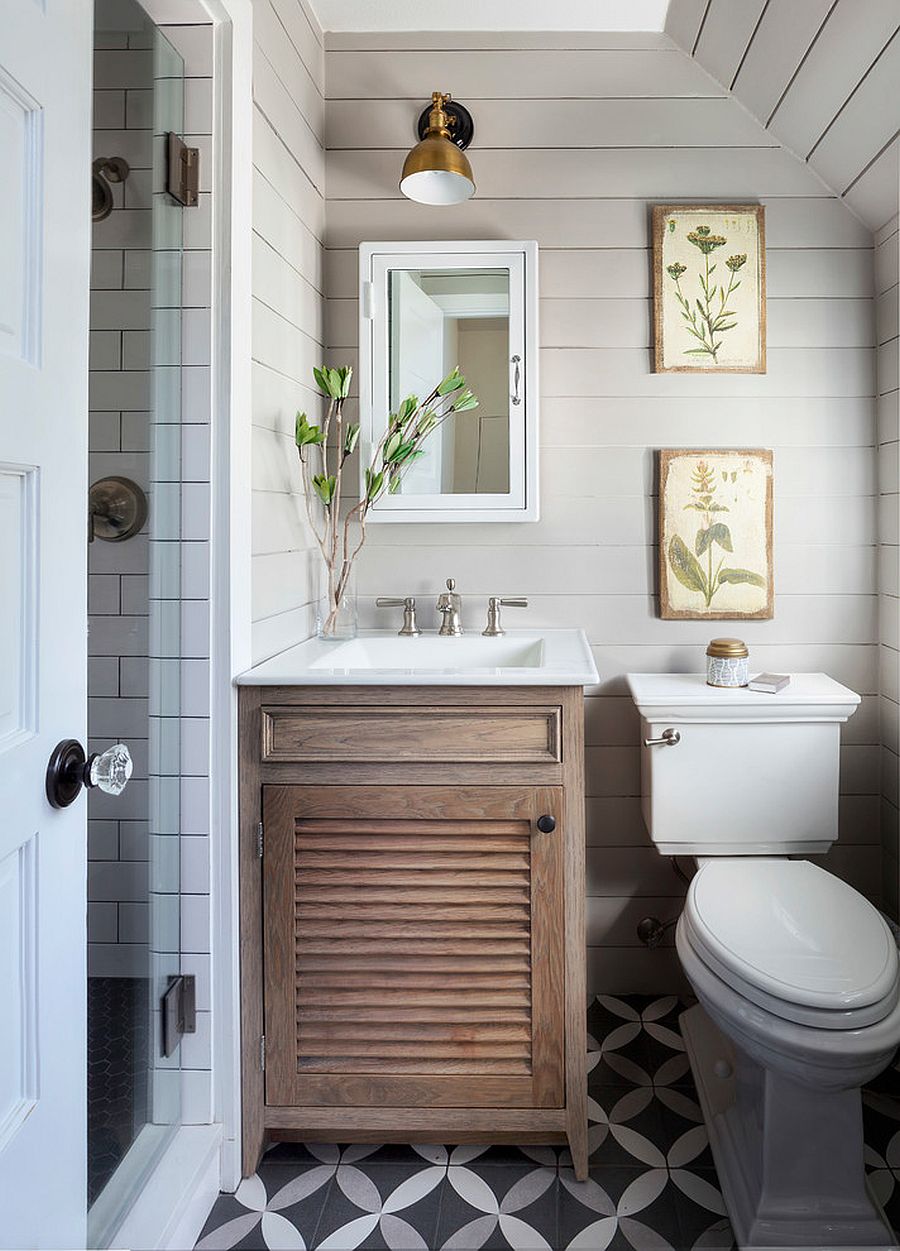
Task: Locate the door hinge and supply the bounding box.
[256,821,264,858]
[161,974,197,1058]
[166,132,200,207]
[259,1035,266,1071]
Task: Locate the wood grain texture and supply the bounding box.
[240,685,586,1176]
[261,703,562,763]
[263,782,564,1107]
[239,685,266,1174]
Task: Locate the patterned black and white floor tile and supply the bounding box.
[196,994,900,1251]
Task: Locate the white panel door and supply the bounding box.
[0,1,92,1247]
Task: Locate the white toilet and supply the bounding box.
[627,672,900,1250]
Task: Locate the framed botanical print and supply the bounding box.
[658,448,774,620]
[652,204,766,373]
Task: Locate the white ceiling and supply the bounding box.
[308,0,669,33]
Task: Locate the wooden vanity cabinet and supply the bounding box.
[239,685,587,1179]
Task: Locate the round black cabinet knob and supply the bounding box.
[536,814,556,834]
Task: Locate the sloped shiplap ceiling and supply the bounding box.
[666,0,900,231]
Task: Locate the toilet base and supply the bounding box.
[680,1003,898,1250]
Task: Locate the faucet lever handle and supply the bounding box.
[483,596,528,637]
[376,596,420,637]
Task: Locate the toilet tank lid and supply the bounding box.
[626,673,860,722]
[687,859,897,1010]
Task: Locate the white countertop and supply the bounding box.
[236,628,599,687]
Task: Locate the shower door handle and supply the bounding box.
[46,740,133,809]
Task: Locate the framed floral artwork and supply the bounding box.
[652,204,766,373]
[658,449,774,620]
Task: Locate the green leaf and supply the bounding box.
[383,431,403,463]
[452,390,479,412]
[343,423,360,457]
[668,535,708,596]
[718,568,767,588]
[388,470,403,494]
[311,473,336,506]
[695,523,733,557]
[364,468,384,500]
[295,412,324,448]
[415,411,438,438]
[312,364,352,400]
[396,395,418,425]
[437,367,464,396]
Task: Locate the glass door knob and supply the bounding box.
[88,743,133,795]
[46,739,133,808]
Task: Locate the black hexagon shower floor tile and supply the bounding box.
[195,995,900,1251]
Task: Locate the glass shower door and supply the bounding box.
[87,4,187,1242]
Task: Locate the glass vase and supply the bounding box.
[316,560,358,641]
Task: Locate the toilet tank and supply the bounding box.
[626,673,860,856]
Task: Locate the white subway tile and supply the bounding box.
[181,835,210,894]
[181,776,210,836]
[181,893,210,954]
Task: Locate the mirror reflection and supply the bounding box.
[388,267,510,495]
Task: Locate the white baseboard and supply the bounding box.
[110,1124,222,1251]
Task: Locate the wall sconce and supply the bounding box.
[399,92,475,206]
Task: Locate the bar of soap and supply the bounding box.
[748,673,790,693]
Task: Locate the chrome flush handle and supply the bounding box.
[644,728,681,748]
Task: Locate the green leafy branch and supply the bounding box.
[294,364,477,632]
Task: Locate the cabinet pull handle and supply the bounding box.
[536,814,556,834]
[511,355,522,406]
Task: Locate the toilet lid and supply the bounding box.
[686,859,898,1011]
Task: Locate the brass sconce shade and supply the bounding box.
[400,92,475,206]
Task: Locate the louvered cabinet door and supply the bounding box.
[261,784,564,1110]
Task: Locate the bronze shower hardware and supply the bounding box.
[91,156,130,222]
[88,475,147,543]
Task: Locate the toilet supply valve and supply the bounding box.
[636,915,678,949]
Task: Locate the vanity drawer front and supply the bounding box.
[261,704,562,764]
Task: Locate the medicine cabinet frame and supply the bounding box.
[359,240,540,523]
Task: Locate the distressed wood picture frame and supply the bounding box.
[658,448,774,621]
[652,204,766,373]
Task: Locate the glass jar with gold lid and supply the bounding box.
[706,637,749,688]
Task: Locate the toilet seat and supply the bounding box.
[683,858,899,1030]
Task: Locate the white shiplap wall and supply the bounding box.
[666,0,900,233]
[321,29,879,992]
[878,213,900,917]
[251,0,326,663]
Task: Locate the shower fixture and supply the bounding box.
[92,155,130,222]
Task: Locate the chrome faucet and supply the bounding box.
[482,596,528,637]
[375,596,420,636]
[436,578,463,636]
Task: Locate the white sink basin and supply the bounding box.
[236,629,598,687]
[310,635,544,671]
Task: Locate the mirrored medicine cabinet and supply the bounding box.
[359,240,539,522]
